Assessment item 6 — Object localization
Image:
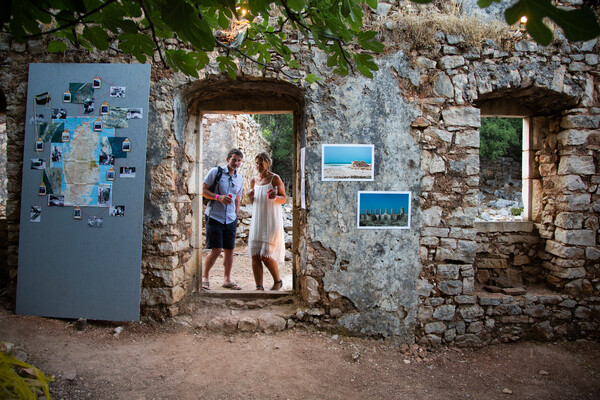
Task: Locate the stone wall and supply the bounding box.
[0,2,598,343]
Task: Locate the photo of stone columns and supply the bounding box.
[357,191,411,229]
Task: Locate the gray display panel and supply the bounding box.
[16,63,151,321]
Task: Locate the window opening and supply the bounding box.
[200,113,294,292]
[477,116,526,222]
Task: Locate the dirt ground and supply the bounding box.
[2,298,600,400]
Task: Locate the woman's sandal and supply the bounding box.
[256,285,264,291]
[201,281,210,290]
[270,280,283,291]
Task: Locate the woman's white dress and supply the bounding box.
[248,179,285,267]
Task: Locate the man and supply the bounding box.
[202,148,244,290]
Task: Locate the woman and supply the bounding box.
[247,152,287,290]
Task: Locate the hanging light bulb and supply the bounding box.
[520,16,528,24]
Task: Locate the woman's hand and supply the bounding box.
[267,188,277,200]
[247,188,255,204]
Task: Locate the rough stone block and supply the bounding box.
[425,321,447,334]
[442,107,480,127]
[555,212,585,229]
[586,247,600,260]
[302,276,320,304]
[524,304,548,318]
[557,129,594,146]
[560,115,600,129]
[554,228,596,246]
[558,156,595,175]
[459,305,484,320]
[455,295,477,304]
[437,264,460,279]
[422,206,443,227]
[463,277,475,295]
[478,296,501,306]
[548,266,587,279]
[438,280,462,295]
[258,315,287,333]
[433,304,455,320]
[477,258,508,269]
[556,193,591,211]
[454,334,482,347]
[512,255,530,266]
[237,316,258,331]
[574,306,593,319]
[455,130,480,148]
[545,240,585,259]
[433,72,454,98]
[438,55,466,70]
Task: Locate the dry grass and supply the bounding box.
[370,0,514,50]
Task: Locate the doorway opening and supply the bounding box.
[182,78,305,296]
[199,113,294,292]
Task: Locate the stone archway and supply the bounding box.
[180,77,306,294]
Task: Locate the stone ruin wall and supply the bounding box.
[0,2,599,343]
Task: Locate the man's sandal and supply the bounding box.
[201,281,210,290]
[256,285,264,291]
[222,282,242,290]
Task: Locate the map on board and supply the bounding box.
[41,116,127,207]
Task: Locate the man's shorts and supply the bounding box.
[205,216,237,250]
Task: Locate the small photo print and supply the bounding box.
[357,191,411,229]
[98,184,111,206]
[93,118,103,131]
[322,144,374,181]
[106,168,115,181]
[110,86,126,98]
[30,206,42,223]
[63,91,71,103]
[122,138,131,152]
[61,129,70,142]
[110,205,125,217]
[126,108,143,119]
[100,102,109,115]
[48,194,65,206]
[51,144,63,163]
[31,158,45,170]
[38,183,46,196]
[93,77,102,89]
[29,114,45,124]
[87,216,103,228]
[119,166,136,178]
[52,108,67,119]
[83,98,95,114]
[73,206,82,220]
[35,139,44,152]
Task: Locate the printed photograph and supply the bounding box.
[357,191,411,229]
[30,206,41,223]
[73,207,82,220]
[110,205,125,217]
[48,194,65,207]
[322,144,374,181]
[38,184,46,196]
[93,77,102,89]
[69,82,94,104]
[106,169,115,181]
[51,144,63,163]
[52,108,67,119]
[29,114,45,124]
[93,119,103,131]
[61,130,70,142]
[122,139,131,152]
[35,140,44,152]
[126,108,143,119]
[31,158,45,170]
[62,91,71,103]
[98,185,111,206]
[119,166,136,178]
[87,216,103,228]
[110,86,126,97]
[100,103,109,115]
[83,98,95,114]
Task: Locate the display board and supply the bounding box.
[16,63,151,321]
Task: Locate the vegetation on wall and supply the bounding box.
[480,117,523,162]
[253,114,294,193]
[1,1,598,81]
[0,351,52,400]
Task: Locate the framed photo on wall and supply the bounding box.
[322,144,374,181]
[357,191,411,229]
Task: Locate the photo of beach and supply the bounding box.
[357,191,411,229]
[322,144,374,181]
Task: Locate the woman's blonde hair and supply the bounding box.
[255,152,272,169]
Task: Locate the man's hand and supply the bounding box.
[219,194,233,205]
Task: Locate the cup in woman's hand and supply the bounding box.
[267,189,276,199]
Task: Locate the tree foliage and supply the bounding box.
[480,117,522,162]
[253,113,294,191]
[1,0,598,80]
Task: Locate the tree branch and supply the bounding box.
[138,0,168,69]
[24,0,120,39]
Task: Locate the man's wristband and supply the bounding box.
[215,194,219,201]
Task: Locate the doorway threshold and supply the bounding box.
[198,289,293,299]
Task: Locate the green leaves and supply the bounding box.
[47,40,67,53]
[118,33,155,63]
[504,0,600,45]
[160,0,215,51]
[217,56,238,79]
[83,26,109,50]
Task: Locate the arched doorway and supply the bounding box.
[181,77,306,293]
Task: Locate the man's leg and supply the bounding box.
[223,248,234,285]
[203,247,222,284]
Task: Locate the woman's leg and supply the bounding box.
[261,256,282,290]
[251,255,264,289]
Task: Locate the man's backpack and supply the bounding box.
[204,166,223,207]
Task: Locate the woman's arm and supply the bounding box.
[247,177,256,204]
[272,174,287,205]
